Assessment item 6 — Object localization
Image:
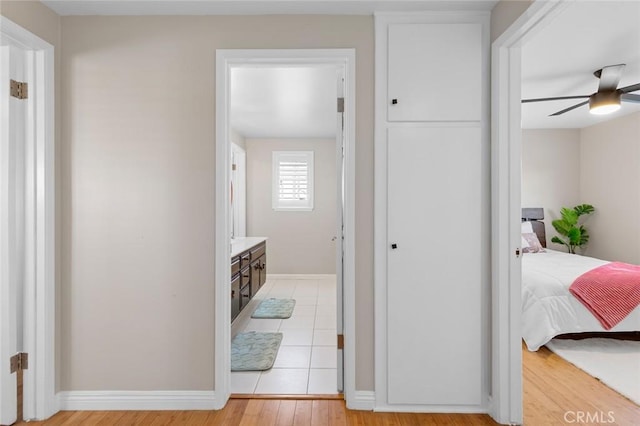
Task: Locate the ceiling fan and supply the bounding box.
[522,64,640,116]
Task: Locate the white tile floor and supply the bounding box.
[230,275,339,395]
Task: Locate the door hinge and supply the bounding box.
[337,97,345,113]
[515,248,521,258]
[10,352,28,374]
[337,334,344,350]
[10,80,28,99]
[232,163,237,171]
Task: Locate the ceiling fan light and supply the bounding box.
[589,91,621,115]
[590,104,620,115]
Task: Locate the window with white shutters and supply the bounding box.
[272,151,314,211]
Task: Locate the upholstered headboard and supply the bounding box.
[522,208,546,248]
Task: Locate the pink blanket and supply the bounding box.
[569,262,640,330]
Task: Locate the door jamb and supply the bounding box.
[230,142,246,238]
[214,48,356,409]
[490,1,570,423]
[0,16,56,421]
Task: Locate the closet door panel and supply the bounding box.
[388,23,482,122]
[386,126,482,405]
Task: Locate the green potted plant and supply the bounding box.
[551,204,595,254]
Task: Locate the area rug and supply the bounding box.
[546,338,640,404]
[251,298,296,319]
[231,331,283,371]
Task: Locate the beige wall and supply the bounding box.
[246,138,336,274]
[523,114,640,263]
[60,15,374,391]
[0,0,62,392]
[580,112,640,263]
[490,0,534,42]
[522,129,581,250]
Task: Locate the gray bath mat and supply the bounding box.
[251,298,296,319]
[231,331,283,371]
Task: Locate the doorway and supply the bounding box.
[518,0,640,419]
[491,0,571,423]
[214,49,356,408]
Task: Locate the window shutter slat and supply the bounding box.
[272,151,314,210]
[279,159,308,200]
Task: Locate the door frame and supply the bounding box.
[490,0,570,423]
[214,48,356,408]
[0,16,56,421]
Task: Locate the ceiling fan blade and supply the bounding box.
[597,64,625,92]
[621,93,640,103]
[549,100,589,116]
[619,82,640,94]
[522,95,590,103]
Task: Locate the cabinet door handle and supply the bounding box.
[242,293,250,298]
[243,274,250,278]
[231,290,235,297]
[241,255,250,262]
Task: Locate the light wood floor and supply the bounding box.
[522,343,639,425]
[15,345,640,425]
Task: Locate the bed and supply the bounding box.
[521,208,640,351]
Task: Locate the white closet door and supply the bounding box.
[387,23,481,122]
[386,126,482,405]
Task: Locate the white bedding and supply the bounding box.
[521,249,640,351]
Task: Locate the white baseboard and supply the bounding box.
[267,274,336,280]
[346,390,375,411]
[57,391,218,411]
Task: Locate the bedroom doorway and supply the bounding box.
[517,0,640,414]
[494,0,640,422]
[214,49,356,407]
[491,0,571,423]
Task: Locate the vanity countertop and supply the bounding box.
[230,237,267,258]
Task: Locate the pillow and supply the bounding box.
[521,235,530,250]
[522,232,545,253]
[521,221,533,234]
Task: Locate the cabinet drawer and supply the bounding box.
[240,284,251,310]
[231,256,240,276]
[241,266,251,288]
[231,274,241,322]
[239,250,252,269]
[251,243,265,260]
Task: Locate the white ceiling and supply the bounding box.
[521,0,640,129]
[230,66,338,138]
[42,0,497,16]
